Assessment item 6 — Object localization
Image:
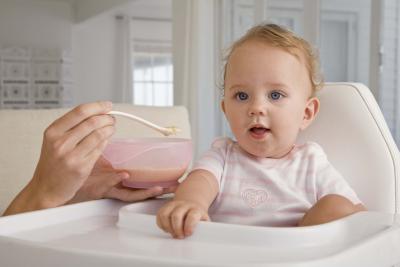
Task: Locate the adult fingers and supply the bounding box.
[70,137,110,173]
[162,185,178,194]
[62,115,115,153]
[105,186,164,202]
[74,124,115,158]
[94,156,113,169]
[65,168,126,204]
[47,101,113,137]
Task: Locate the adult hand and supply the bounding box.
[68,156,176,204]
[4,101,116,215]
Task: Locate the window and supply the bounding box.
[130,16,173,107]
[133,52,173,106]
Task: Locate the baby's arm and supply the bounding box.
[298,194,366,226]
[156,169,219,239]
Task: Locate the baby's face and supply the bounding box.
[222,40,318,158]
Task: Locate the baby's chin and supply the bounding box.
[240,143,294,159]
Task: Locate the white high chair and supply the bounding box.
[0,83,399,267]
[298,82,399,214]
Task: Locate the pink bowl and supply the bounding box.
[102,138,192,188]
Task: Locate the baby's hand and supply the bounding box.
[156,199,210,239]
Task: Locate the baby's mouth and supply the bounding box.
[249,126,270,139]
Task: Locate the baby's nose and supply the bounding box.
[248,101,266,116]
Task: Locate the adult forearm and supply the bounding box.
[2,179,59,216]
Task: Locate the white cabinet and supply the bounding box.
[0,47,31,109]
[0,47,73,109]
[31,49,73,108]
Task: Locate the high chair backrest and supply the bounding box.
[297,83,399,214]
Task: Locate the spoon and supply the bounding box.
[107,110,181,137]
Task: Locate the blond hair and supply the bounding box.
[223,23,324,96]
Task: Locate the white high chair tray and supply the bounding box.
[0,198,399,267]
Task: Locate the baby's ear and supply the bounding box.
[220,100,226,114]
[300,97,320,130]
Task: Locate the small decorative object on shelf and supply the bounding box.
[0,46,73,109]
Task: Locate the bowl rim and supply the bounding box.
[109,137,192,144]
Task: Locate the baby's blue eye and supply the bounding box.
[236,92,248,101]
[270,91,283,100]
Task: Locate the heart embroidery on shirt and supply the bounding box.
[241,189,268,208]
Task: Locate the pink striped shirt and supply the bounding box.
[192,137,362,227]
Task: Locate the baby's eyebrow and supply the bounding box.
[227,82,292,92]
[264,82,290,89]
[227,84,247,91]
[228,83,290,91]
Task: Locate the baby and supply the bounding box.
[157,23,366,239]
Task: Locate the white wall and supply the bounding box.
[380,0,399,141]
[0,0,73,50]
[74,0,131,23]
[72,13,120,104]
